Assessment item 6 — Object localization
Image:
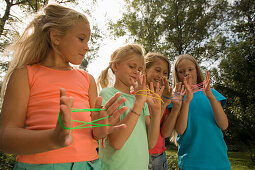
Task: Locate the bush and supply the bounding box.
[167,153,178,170]
[0,151,16,170]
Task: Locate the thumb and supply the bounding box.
[95,96,103,109]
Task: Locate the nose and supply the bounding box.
[184,70,190,77]
[84,42,89,52]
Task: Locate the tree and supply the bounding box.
[213,0,255,161]
[109,0,228,63]
[0,0,103,72]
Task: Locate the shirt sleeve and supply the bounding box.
[143,102,150,116]
[211,88,227,107]
[99,88,111,106]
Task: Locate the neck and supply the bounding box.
[114,81,131,94]
[40,50,72,70]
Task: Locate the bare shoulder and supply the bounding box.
[1,67,30,128]
[88,73,96,83]
[5,66,29,98]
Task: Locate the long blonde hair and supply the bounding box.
[97,44,145,90]
[1,4,89,102]
[170,54,204,146]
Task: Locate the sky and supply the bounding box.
[0,0,126,80]
[86,0,127,80]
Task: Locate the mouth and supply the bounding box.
[79,54,85,57]
[130,76,137,81]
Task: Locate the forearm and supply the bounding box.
[161,107,180,138]
[0,127,59,154]
[208,96,228,130]
[147,110,161,149]
[160,100,170,117]
[108,101,144,150]
[175,101,189,135]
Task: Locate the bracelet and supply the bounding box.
[162,95,171,99]
[130,108,140,116]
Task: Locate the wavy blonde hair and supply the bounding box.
[97,44,145,90]
[1,4,89,102]
[170,54,204,145]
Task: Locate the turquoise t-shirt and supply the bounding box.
[99,87,150,170]
[168,89,231,170]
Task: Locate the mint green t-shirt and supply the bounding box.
[99,87,150,170]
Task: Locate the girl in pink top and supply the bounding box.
[145,52,183,170]
[0,4,126,170]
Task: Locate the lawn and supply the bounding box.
[1,149,255,169]
[165,148,255,170]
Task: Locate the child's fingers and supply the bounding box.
[94,96,103,109]
[150,82,154,92]
[59,104,73,145]
[105,97,126,116]
[60,88,66,99]
[141,74,146,87]
[130,77,137,88]
[60,88,73,108]
[103,92,122,109]
[107,124,127,135]
[109,106,128,125]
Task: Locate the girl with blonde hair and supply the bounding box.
[170,54,231,169]
[0,4,126,170]
[97,44,164,170]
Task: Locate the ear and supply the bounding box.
[50,29,61,46]
[111,63,118,73]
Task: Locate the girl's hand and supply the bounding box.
[203,71,214,99]
[161,76,173,105]
[171,82,184,108]
[131,74,147,103]
[53,88,74,147]
[183,75,193,102]
[146,81,165,113]
[92,92,127,140]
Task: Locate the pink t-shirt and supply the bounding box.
[16,64,98,164]
[149,109,168,155]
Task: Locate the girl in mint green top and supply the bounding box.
[97,44,165,170]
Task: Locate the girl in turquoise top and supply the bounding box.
[97,44,164,170]
[170,54,231,170]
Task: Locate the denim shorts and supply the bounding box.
[148,151,168,170]
[13,159,101,170]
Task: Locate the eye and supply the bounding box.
[155,68,161,72]
[129,65,135,69]
[163,72,168,76]
[79,37,84,41]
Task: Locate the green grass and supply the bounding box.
[228,151,255,170]
[165,148,255,170]
[1,149,255,170]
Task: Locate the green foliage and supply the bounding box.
[166,150,178,169]
[0,151,16,170]
[109,0,228,62]
[212,0,255,163]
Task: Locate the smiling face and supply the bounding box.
[176,59,198,85]
[56,21,91,65]
[113,54,144,92]
[146,58,169,87]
